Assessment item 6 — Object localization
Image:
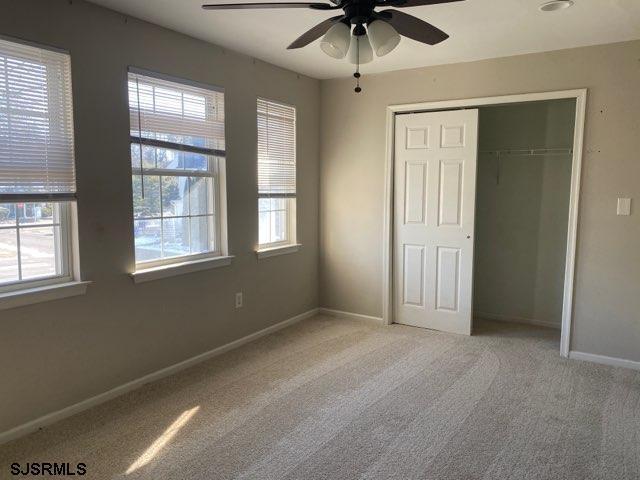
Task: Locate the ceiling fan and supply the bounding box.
[202,0,464,92]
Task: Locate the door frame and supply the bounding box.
[382,89,587,358]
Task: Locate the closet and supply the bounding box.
[473,100,576,332]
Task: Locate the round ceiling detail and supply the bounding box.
[539,1,574,12]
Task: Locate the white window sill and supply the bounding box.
[131,255,234,284]
[256,244,301,259]
[0,281,91,311]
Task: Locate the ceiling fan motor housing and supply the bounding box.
[343,0,378,27]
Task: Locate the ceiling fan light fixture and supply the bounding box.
[320,22,351,59]
[347,34,374,65]
[367,20,401,57]
[539,0,574,12]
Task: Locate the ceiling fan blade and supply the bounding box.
[379,0,464,8]
[377,9,449,45]
[202,2,334,10]
[288,16,345,49]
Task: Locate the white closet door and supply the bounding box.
[394,109,479,335]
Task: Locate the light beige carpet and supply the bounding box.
[1,315,639,479]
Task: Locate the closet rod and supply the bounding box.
[479,148,573,156]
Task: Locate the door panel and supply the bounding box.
[406,126,430,149]
[438,159,463,226]
[404,162,428,224]
[394,109,478,335]
[436,246,460,312]
[403,245,425,306]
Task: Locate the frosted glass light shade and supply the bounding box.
[347,35,373,65]
[320,22,351,59]
[367,20,401,57]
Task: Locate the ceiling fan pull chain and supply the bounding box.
[354,35,362,93]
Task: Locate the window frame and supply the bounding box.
[258,197,296,250]
[256,97,298,252]
[0,201,76,294]
[0,36,81,296]
[130,153,225,271]
[127,68,229,273]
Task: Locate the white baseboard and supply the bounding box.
[319,308,384,325]
[569,351,640,371]
[0,308,319,446]
[474,311,561,330]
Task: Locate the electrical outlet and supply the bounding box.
[235,292,243,308]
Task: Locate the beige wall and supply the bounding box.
[474,101,575,327]
[320,40,640,362]
[1,0,639,436]
[0,0,320,433]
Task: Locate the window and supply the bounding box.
[257,98,297,250]
[128,69,227,270]
[0,37,77,293]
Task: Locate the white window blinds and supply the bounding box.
[257,98,296,198]
[127,69,226,267]
[128,69,225,156]
[0,38,76,200]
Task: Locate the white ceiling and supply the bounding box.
[88,0,640,79]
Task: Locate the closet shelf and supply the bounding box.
[479,148,573,156]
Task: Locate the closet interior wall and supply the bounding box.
[474,100,576,329]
